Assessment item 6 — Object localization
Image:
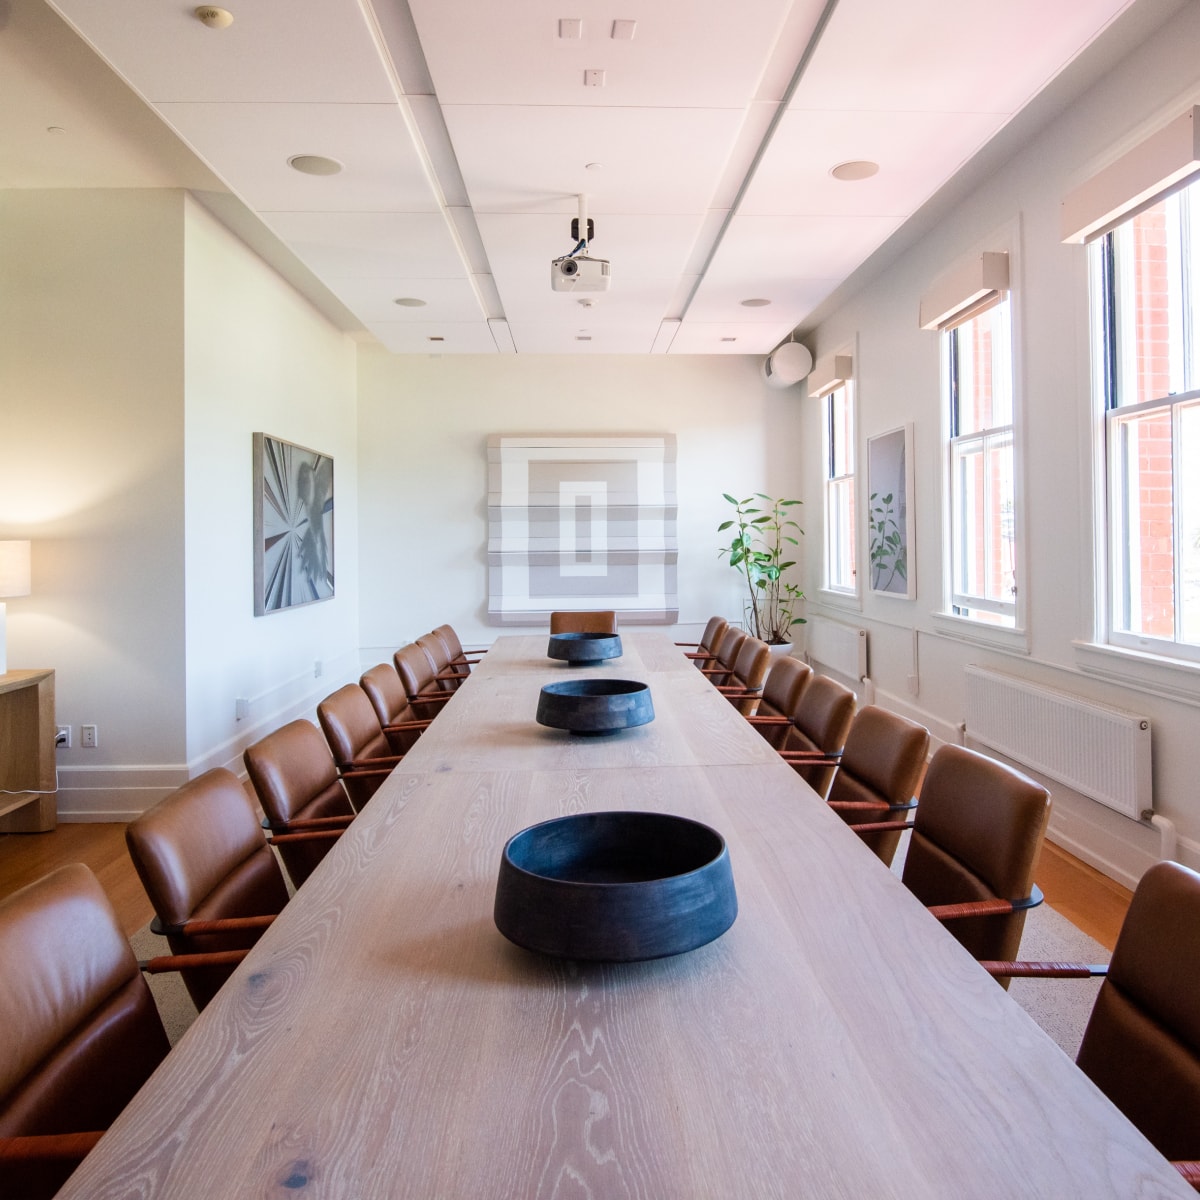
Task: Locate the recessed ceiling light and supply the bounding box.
[194,7,234,30]
[576,335,593,341]
[721,336,738,343]
[46,126,67,136]
[830,160,880,182]
[585,162,604,172]
[393,297,427,307]
[427,336,445,342]
[740,298,771,308]
[287,154,343,177]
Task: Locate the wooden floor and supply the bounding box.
[0,822,1134,949]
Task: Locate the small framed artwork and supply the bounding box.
[866,424,914,599]
[253,433,334,615]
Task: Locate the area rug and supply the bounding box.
[129,924,198,1046]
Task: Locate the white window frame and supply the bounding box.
[823,381,857,596]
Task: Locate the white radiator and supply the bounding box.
[807,617,867,681]
[964,666,1152,821]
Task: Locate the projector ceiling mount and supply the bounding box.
[551,193,611,293]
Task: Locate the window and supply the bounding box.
[1094,181,1200,659]
[946,298,1017,625]
[824,382,856,592]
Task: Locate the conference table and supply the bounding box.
[59,633,1190,1198]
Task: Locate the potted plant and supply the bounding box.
[717,493,806,645]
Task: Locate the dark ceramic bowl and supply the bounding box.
[494,810,738,961]
[547,631,623,665]
[535,678,653,736]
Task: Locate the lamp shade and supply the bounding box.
[0,541,32,598]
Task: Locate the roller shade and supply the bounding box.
[807,354,854,398]
[919,251,1009,332]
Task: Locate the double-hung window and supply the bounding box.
[1093,182,1200,658]
[946,298,1017,625]
[824,381,856,593]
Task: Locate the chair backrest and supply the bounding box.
[549,610,618,634]
[750,656,812,749]
[243,720,354,887]
[0,864,170,1197]
[126,768,290,1010]
[431,623,468,663]
[317,684,396,807]
[360,664,425,753]
[827,707,930,866]
[706,626,748,687]
[415,633,462,692]
[783,674,856,797]
[698,616,728,654]
[1075,860,1200,1162]
[902,744,1050,970]
[394,642,440,700]
[726,637,772,714]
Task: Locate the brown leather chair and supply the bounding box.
[777,674,856,798]
[744,655,811,749]
[676,616,729,671]
[416,632,469,692]
[126,767,290,1011]
[871,744,1050,981]
[394,642,456,718]
[700,625,748,689]
[983,861,1200,1185]
[244,720,356,888]
[713,636,772,715]
[823,707,929,866]
[431,624,486,673]
[549,610,618,634]
[360,663,433,754]
[0,864,171,1199]
[317,684,406,807]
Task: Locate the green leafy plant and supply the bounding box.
[868,490,907,592]
[717,493,806,644]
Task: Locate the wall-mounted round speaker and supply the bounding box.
[762,342,813,389]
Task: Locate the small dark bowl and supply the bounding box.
[536,678,653,736]
[547,631,623,665]
[494,810,738,961]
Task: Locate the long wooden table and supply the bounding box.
[59,634,1191,1197]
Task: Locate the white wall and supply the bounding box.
[355,351,804,658]
[0,190,188,813]
[800,2,1200,885]
[182,197,360,772]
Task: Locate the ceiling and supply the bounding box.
[5,0,1181,355]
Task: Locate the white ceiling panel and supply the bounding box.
[788,0,1136,115]
[741,108,1010,216]
[366,322,499,354]
[31,0,1171,355]
[320,278,485,324]
[443,106,749,216]
[409,0,805,108]
[49,0,394,105]
[669,324,791,354]
[261,212,466,280]
[156,102,439,213]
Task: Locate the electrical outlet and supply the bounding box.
[235,697,248,721]
[81,724,98,749]
[55,725,71,748]
[314,660,323,678]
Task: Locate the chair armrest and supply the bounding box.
[383,719,433,733]
[828,798,917,815]
[150,913,276,937]
[716,685,762,696]
[674,640,702,648]
[434,668,470,681]
[139,948,251,974]
[340,756,404,771]
[978,960,1108,979]
[269,830,345,846]
[1175,1161,1200,1190]
[0,1131,104,1168]
[778,749,843,762]
[927,885,1044,923]
[849,819,914,834]
[263,814,355,832]
[745,714,792,725]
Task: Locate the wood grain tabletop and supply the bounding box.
[56,634,1192,1198]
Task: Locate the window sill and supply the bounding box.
[930,611,1029,654]
[815,587,861,613]
[1073,639,1200,703]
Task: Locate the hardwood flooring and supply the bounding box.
[0,822,1132,948]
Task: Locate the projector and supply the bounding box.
[551,254,611,293]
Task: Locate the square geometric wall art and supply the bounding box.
[487,434,678,625]
[253,432,335,615]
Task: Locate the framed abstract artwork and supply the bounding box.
[253,433,335,615]
[486,434,678,625]
[866,424,914,599]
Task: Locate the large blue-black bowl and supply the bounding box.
[547,631,623,665]
[494,810,738,961]
[535,678,653,736]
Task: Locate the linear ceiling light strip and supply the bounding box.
[675,0,841,322]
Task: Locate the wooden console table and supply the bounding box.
[0,669,56,833]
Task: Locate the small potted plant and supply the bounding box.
[717,493,806,645]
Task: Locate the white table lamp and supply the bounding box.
[0,540,32,675]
